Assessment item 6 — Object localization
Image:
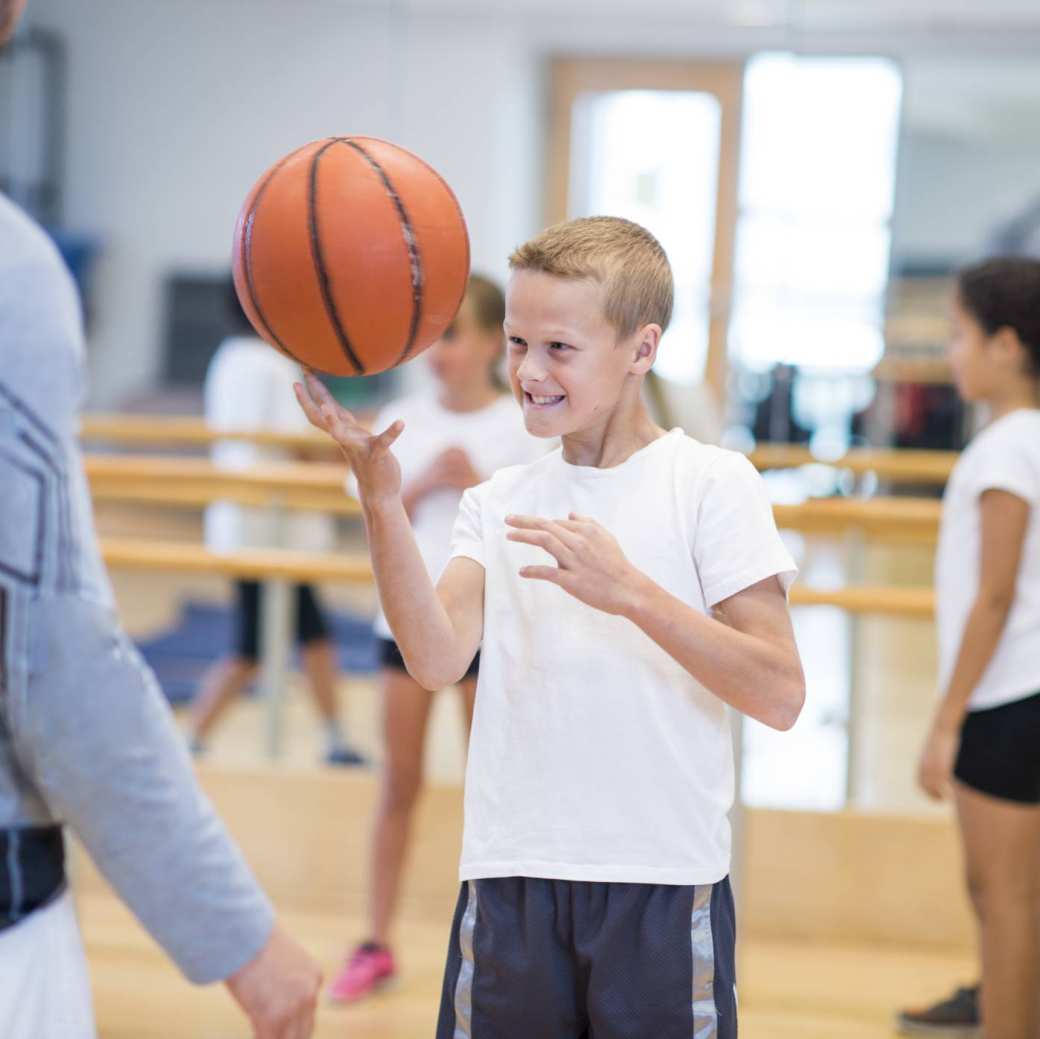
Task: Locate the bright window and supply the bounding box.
[730,53,903,373]
[570,90,721,382]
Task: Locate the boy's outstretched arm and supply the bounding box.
[507,513,804,730]
[295,373,483,689]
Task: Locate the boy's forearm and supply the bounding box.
[400,474,431,520]
[362,496,465,687]
[622,578,803,731]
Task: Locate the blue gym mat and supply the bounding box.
[134,600,379,705]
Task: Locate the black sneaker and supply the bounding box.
[896,984,981,1036]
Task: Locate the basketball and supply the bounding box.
[231,136,470,377]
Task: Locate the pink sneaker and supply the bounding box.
[328,943,397,1004]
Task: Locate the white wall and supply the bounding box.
[23,0,1040,406]
[892,57,1040,267]
[27,0,543,405]
[892,132,1040,265]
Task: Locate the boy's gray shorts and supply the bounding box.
[436,875,737,1039]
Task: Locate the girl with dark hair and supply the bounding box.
[914,258,1040,1039]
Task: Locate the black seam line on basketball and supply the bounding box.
[424,161,470,335]
[338,139,424,367]
[242,156,306,366]
[309,140,366,374]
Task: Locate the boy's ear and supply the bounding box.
[630,324,662,375]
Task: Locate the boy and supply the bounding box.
[297,216,805,1037]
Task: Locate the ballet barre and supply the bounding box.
[86,455,942,539]
[100,535,934,766]
[80,414,957,485]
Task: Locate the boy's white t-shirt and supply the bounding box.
[362,393,546,640]
[450,429,797,886]
[203,336,335,554]
[936,408,1040,710]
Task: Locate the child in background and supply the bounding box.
[301,218,804,1037]
[330,274,545,1002]
[908,259,1040,1039]
[189,285,364,766]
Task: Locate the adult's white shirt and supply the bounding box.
[0,894,94,1038]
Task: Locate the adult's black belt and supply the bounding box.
[0,824,66,931]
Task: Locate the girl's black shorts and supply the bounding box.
[954,690,1040,805]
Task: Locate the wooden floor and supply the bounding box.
[83,892,974,1038]
[76,764,977,1039]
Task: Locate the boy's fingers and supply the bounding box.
[519,565,565,585]
[373,419,404,452]
[293,382,331,431]
[302,369,329,398]
[508,515,585,542]
[556,519,589,534]
[505,515,553,531]
[545,522,582,550]
[304,375,369,435]
[507,517,585,556]
[303,370,354,421]
[506,529,568,562]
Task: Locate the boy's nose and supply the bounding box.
[516,354,546,383]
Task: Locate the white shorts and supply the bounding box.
[0,891,96,1038]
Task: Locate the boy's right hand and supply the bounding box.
[294,371,404,509]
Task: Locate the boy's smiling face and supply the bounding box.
[504,270,655,439]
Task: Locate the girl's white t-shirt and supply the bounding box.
[362,393,546,639]
[449,430,797,886]
[936,408,1040,710]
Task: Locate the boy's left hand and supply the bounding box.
[506,513,648,616]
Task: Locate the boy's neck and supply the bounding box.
[561,400,667,469]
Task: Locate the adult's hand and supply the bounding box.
[225,923,322,1039]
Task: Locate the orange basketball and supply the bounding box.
[231,136,470,376]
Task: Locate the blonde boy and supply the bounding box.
[298,216,804,1038]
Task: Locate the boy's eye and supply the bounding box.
[508,336,527,349]
[548,342,570,352]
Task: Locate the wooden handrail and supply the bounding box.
[99,538,935,616]
[773,497,940,540]
[85,455,361,514]
[85,455,349,489]
[88,455,941,539]
[790,585,934,617]
[100,538,373,582]
[749,444,955,483]
[81,414,329,450]
[81,414,957,485]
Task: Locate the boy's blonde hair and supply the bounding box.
[508,216,673,339]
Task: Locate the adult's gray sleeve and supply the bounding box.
[11,593,275,985]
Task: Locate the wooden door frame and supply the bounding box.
[546,57,744,404]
